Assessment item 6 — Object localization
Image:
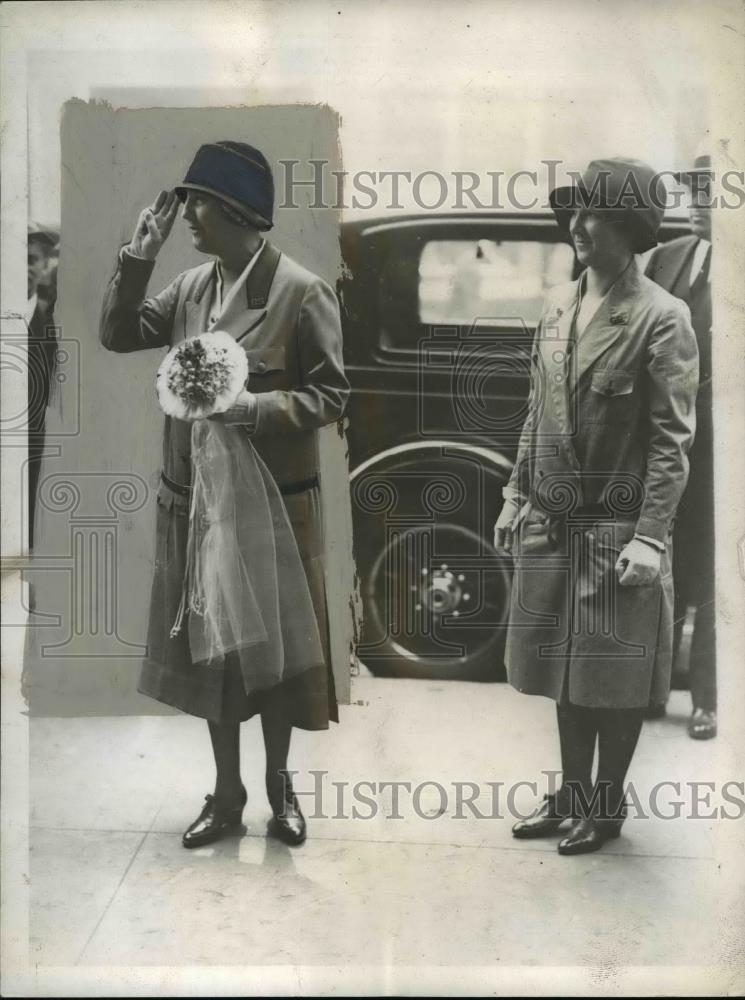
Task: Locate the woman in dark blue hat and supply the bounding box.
[495,158,699,854]
[100,141,349,849]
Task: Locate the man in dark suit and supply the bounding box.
[645,154,716,739]
[27,223,59,551]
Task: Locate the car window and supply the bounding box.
[418,239,575,328]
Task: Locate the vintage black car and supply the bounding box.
[339,211,689,680]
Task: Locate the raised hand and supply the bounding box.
[128,190,180,260]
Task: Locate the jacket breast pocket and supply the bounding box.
[244,346,287,387]
[586,369,637,423]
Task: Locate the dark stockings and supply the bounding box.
[556,701,596,809]
[208,710,294,813]
[595,706,644,818]
[556,702,644,820]
[261,707,294,815]
[208,721,242,804]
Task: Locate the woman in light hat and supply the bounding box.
[101,141,349,848]
[495,158,699,854]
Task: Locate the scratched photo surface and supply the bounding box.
[2,1,744,997]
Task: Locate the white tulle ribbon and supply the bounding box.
[169,420,269,658]
[156,332,323,685]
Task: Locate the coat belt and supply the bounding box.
[525,502,640,549]
[161,470,318,497]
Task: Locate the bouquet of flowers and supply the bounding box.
[156,331,248,420]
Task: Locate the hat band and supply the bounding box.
[213,141,271,174]
[176,183,271,230]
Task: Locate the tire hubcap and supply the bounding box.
[419,565,471,618]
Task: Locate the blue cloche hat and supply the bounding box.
[176,141,274,230]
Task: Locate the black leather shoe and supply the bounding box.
[182,786,247,849]
[268,788,307,846]
[512,791,573,840]
[557,817,623,855]
[688,708,717,740]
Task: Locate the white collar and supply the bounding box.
[213,240,266,321]
[690,238,711,284]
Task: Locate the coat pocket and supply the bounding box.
[282,491,311,525]
[585,369,637,425]
[156,483,190,516]
[514,513,553,556]
[591,520,637,552]
[592,521,668,587]
[244,346,286,377]
[590,370,635,397]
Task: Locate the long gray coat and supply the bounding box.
[504,259,698,708]
[100,243,349,726]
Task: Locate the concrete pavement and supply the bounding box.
[27,678,743,993]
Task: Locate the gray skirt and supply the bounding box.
[138,479,337,728]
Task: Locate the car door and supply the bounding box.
[339,214,576,678]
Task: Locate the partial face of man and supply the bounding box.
[687,177,712,242]
[569,209,632,270]
[28,240,49,298]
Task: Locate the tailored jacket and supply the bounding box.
[99,243,349,725]
[645,235,713,542]
[504,258,699,708]
[100,243,349,488]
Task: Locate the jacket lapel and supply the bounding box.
[212,243,282,344]
[180,264,215,342]
[538,283,578,436]
[568,259,640,394]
